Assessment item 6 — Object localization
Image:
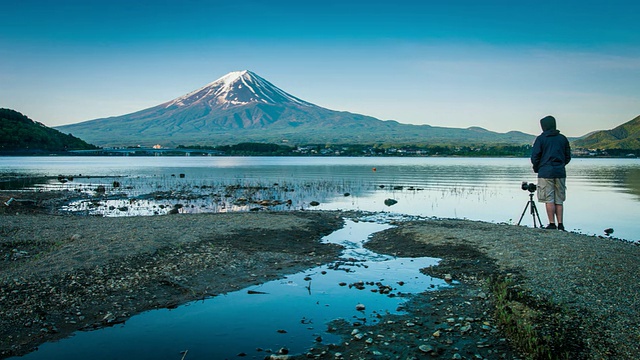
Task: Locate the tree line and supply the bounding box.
[177,142,535,157]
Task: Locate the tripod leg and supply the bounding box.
[517,201,530,225]
[531,202,543,228]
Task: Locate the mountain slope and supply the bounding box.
[573,115,640,149]
[0,108,98,153]
[56,70,535,147]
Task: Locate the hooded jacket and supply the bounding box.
[531,116,571,178]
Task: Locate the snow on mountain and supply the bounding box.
[55,70,536,147]
[163,70,315,109]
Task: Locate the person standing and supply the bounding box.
[531,115,571,230]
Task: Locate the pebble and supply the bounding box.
[418,344,435,354]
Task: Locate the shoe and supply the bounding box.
[545,224,557,230]
[558,223,565,231]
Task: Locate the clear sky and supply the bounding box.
[1,0,638,137]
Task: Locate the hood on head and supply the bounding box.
[540,115,556,131]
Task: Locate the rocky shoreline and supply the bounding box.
[0,211,344,358]
[2,193,640,359]
[349,218,640,359]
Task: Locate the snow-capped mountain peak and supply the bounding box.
[164,70,315,109]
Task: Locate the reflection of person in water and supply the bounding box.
[531,115,571,231]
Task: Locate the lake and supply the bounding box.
[1,156,638,242]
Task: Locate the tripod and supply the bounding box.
[518,192,543,228]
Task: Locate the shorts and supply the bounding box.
[537,178,566,205]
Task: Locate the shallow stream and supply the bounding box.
[16,215,446,359]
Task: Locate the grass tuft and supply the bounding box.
[489,275,584,360]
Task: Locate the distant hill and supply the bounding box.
[573,115,640,150]
[0,108,98,153]
[56,70,535,147]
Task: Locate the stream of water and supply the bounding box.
[14,216,446,359]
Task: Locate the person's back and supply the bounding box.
[531,115,571,230]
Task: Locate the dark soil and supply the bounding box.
[3,190,639,360]
[0,210,344,359]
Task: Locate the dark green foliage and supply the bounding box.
[177,142,534,157]
[573,115,640,150]
[178,142,291,155]
[0,108,98,153]
[214,142,291,154]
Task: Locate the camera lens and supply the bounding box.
[521,182,536,192]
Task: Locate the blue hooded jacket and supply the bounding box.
[531,116,571,178]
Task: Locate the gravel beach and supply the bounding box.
[359,218,640,359]
[1,194,639,359]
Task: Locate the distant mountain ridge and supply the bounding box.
[56,70,535,147]
[0,108,97,153]
[573,115,640,150]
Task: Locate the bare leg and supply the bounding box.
[545,203,556,224]
[556,204,563,224]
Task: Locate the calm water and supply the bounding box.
[1,156,639,241]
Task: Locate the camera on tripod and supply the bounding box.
[521,181,537,193]
[518,181,542,227]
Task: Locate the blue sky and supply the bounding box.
[1,0,638,137]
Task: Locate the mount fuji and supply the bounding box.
[56,70,533,147]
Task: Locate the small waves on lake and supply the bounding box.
[1,156,639,242]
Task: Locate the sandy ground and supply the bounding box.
[1,191,640,359]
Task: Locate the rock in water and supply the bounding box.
[384,198,398,206]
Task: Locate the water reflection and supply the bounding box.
[15,217,444,360]
[1,156,638,241]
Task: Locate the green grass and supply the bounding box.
[489,275,581,360]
